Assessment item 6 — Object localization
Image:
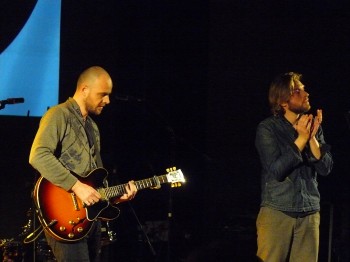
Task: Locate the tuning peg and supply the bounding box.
[171,182,182,188]
[166,166,177,173]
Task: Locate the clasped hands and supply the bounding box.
[294,109,322,141]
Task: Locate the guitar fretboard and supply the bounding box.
[103,175,168,199]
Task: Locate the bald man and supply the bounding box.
[29,66,137,261]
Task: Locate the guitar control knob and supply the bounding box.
[68,233,75,238]
[77,227,83,232]
[59,226,66,231]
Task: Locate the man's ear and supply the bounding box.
[81,85,89,98]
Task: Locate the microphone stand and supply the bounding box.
[26,171,41,262]
[166,186,173,262]
[127,202,157,258]
[345,111,350,131]
[112,96,212,261]
[108,167,157,261]
[113,97,177,261]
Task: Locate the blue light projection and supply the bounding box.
[0,0,61,117]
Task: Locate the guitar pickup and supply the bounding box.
[71,193,80,211]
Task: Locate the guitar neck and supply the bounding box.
[103,175,169,199]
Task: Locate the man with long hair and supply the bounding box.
[255,72,333,261]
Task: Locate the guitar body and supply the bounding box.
[33,167,185,242]
[33,168,120,242]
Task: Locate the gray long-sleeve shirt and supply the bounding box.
[29,98,102,191]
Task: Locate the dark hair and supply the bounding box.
[268,72,302,116]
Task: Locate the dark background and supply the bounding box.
[1,0,350,261]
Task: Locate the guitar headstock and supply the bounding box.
[166,167,185,187]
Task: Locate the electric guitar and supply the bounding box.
[33,167,185,242]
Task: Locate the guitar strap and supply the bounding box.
[85,119,103,168]
[95,151,103,168]
[84,119,95,148]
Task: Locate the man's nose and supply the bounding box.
[104,96,110,104]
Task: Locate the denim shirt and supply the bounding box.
[255,115,333,212]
